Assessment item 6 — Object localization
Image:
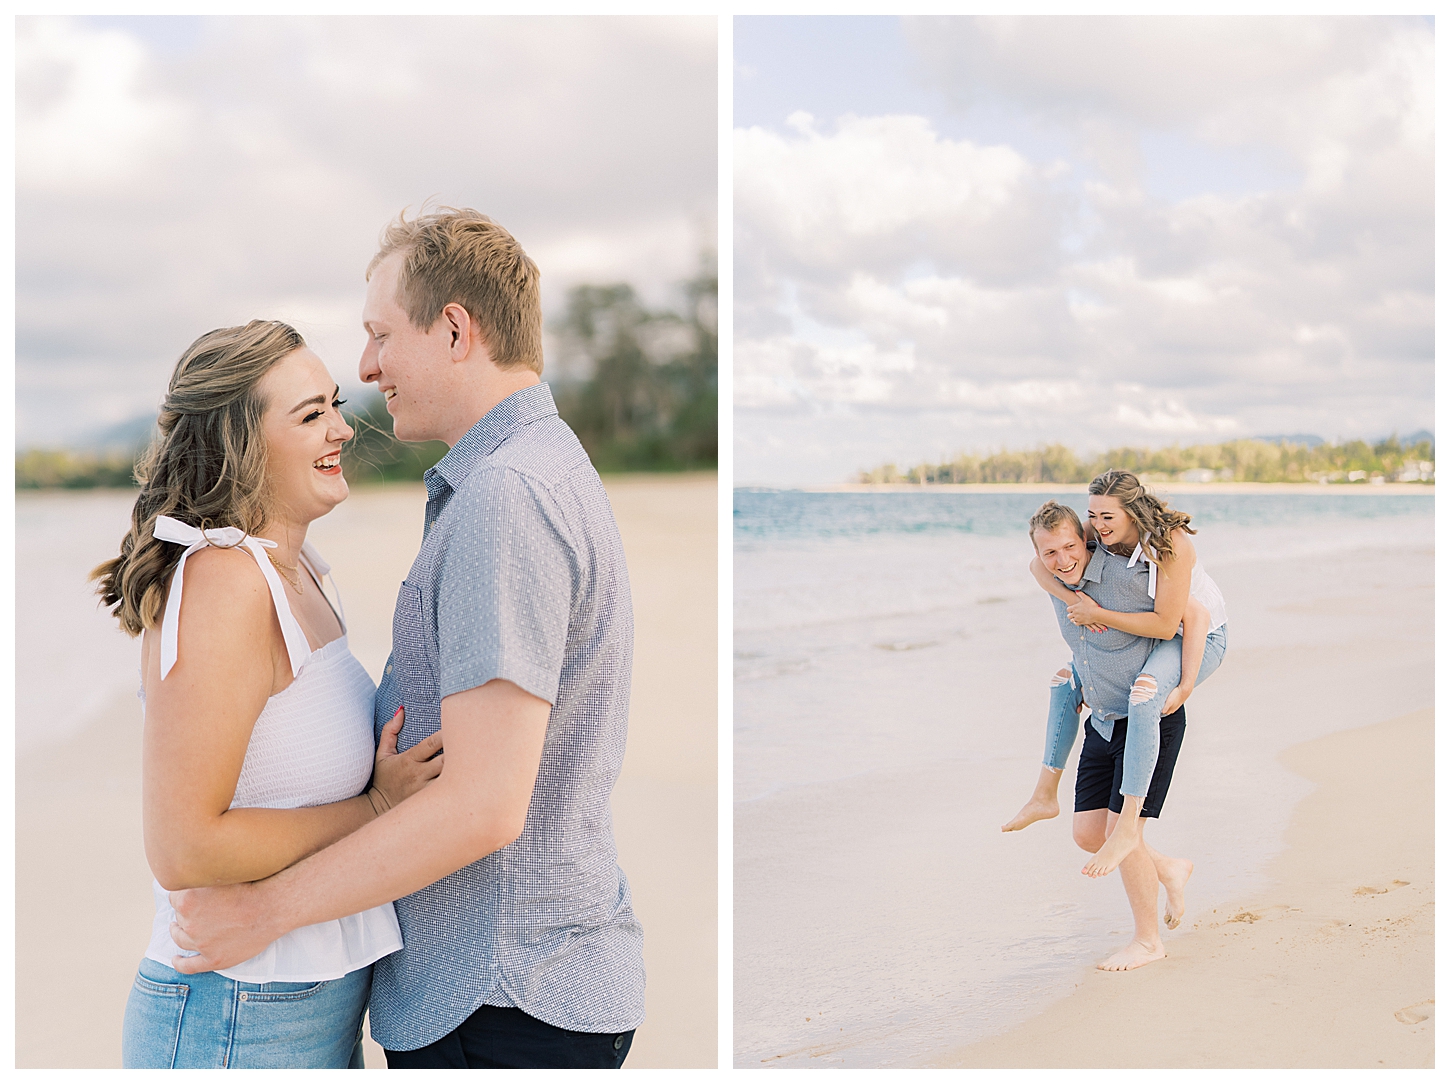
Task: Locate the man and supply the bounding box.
[170,208,645,1067]
[1023,500,1193,972]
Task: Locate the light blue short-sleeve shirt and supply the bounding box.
[369,383,644,1050]
[1050,542,1157,741]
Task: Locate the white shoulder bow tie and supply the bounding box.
[151,515,313,680]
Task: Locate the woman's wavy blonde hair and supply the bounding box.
[1088,468,1196,562]
[92,320,305,636]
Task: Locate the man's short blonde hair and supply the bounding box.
[1028,500,1084,548]
[368,207,543,373]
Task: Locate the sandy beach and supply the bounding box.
[807,482,1433,496]
[733,488,1432,1067]
[15,473,716,1069]
[939,708,1434,1068]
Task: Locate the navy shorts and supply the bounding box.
[1074,705,1187,819]
[385,1004,633,1069]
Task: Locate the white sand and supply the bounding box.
[15,474,716,1069]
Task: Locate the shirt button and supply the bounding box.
[613,1036,625,1050]
[385,664,393,675]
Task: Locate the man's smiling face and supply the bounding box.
[1033,523,1089,586]
[359,251,457,444]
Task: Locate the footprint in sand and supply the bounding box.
[1354,880,1410,896]
[1217,904,1293,927]
[1394,1000,1433,1026]
[874,640,938,652]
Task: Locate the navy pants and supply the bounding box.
[384,1004,634,1069]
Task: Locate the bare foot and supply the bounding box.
[1002,795,1058,832]
[1160,857,1194,929]
[1082,817,1141,877]
[1097,938,1167,971]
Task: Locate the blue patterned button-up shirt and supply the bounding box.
[368,382,644,1049]
[1050,542,1157,741]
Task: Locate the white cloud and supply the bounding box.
[736,114,1064,287]
[735,16,1432,484]
[1111,394,1238,437]
[17,18,191,190]
[16,15,716,447]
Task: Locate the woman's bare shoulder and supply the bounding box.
[1166,526,1197,565]
[148,546,281,695]
[173,547,275,627]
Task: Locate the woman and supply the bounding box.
[1008,470,1228,917]
[94,321,442,1068]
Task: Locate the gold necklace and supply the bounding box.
[267,552,304,594]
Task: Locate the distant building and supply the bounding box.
[1396,461,1435,482]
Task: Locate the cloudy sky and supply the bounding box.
[16,15,715,448]
[734,15,1433,486]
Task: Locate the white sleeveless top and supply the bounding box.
[142,516,403,982]
[1126,541,1228,634]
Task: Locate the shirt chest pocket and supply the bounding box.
[391,580,441,743]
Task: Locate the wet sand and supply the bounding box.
[14,474,716,1069]
[938,708,1434,1069]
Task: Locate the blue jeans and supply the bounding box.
[1044,625,1228,797]
[121,957,371,1069]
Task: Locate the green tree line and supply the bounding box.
[550,258,717,473]
[15,448,139,489]
[858,436,1435,486]
[18,261,718,490]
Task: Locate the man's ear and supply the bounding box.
[441,302,475,361]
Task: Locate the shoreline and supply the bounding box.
[935,709,1434,1069]
[746,482,1432,495]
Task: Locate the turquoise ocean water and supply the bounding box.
[734,488,1433,542]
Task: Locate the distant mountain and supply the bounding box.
[92,414,159,451]
[1253,431,1433,450]
[1254,434,1324,448]
[28,412,158,453]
